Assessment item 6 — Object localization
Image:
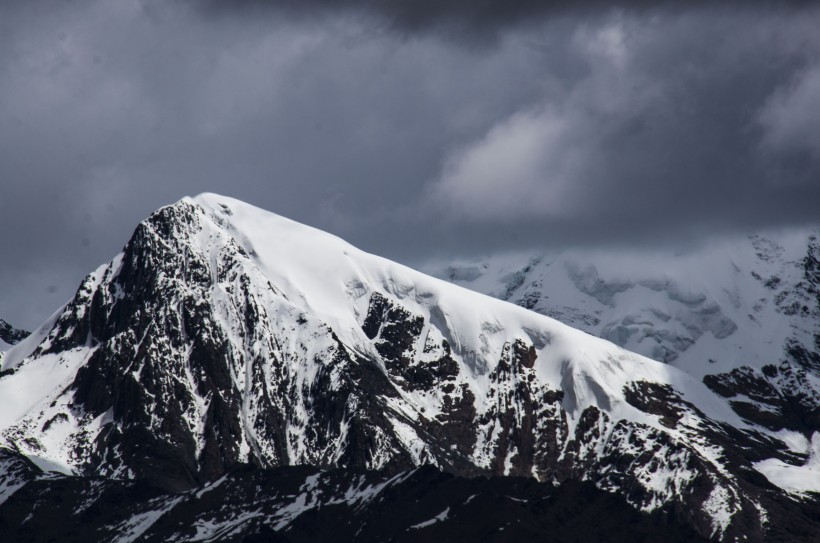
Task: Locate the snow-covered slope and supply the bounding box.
[0,194,817,541]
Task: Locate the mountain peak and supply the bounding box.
[0,195,817,541]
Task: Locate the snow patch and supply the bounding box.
[409,507,450,529]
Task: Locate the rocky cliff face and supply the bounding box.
[0,194,817,541]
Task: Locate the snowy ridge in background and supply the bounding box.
[426,229,819,378]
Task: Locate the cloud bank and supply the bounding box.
[1,0,819,327]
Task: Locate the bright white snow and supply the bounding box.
[755,432,820,495]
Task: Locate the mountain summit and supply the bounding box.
[1,194,818,541]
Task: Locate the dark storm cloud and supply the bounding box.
[0,0,819,329]
[199,0,819,36]
[429,11,820,237]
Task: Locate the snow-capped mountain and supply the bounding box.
[0,194,817,541]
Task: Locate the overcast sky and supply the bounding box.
[2,0,820,329]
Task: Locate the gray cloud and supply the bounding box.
[198,0,820,38]
[758,63,820,163]
[429,11,820,233]
[0,0,819,329]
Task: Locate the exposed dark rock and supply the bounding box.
[624,381,686,428]
[0,319,28,346]
[704,365,820,434]
[0,464,708,543]
[363,292,458,391]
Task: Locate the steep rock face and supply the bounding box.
[0,194,817,541]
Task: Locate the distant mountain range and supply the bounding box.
[0,194,817,541]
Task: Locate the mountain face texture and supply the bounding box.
[0,447,706,543]
[0,194,818,542]
[430,229,820,494]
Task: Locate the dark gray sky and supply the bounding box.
[1,0,820,329]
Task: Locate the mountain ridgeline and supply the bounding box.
[0,194,818,542]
